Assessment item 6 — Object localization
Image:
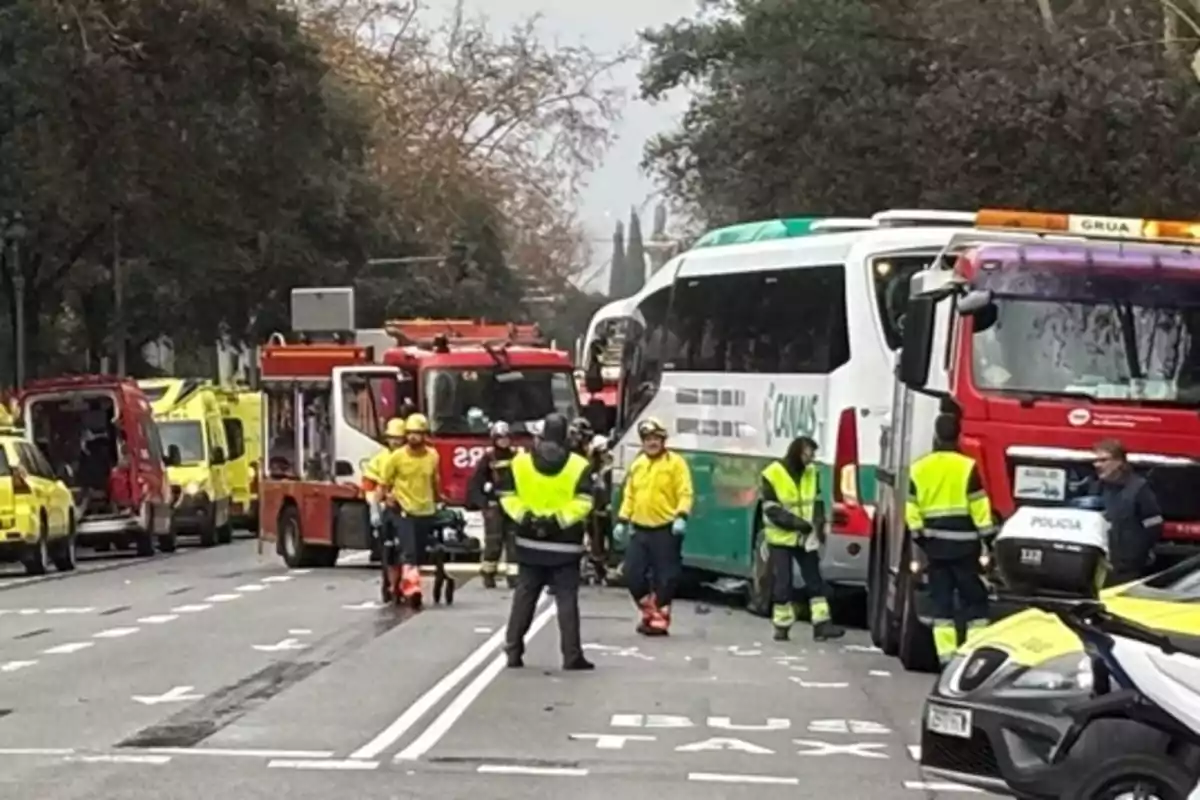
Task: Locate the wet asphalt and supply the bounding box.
[0,535,997,799]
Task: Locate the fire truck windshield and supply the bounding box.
[972,296,1200,405]
[424,367,579,434]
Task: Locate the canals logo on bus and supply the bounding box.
[763,383,819,448]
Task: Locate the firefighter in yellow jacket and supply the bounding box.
[363,417,406,574]
[613,417,693,636]
[760,435,845,642]
[377,413,442,606]
[905,413,996,666]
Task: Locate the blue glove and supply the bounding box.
[671,517,687,537]
[613,523,630,547]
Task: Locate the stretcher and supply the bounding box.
[378,508,482,608]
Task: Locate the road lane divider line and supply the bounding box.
[269,758,379,770]
[689,772,800,785]
[394,604,557,762]
[171,604,212,613]
[204,594,241,602]
[0,748,74,755]
[261,576,292,583]
[0,660,37,672]
[235,584,266,592]
[350,594,552,761]
[145,747,335,759]
[477,764,587,777]
[43,641,94,654]
[93,627,140,639]
[904,780,982,792]
[69,754,171,765]
[138,615,178,624]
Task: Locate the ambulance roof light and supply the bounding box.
[871,209,978,227]
[809,218,878,232]
[975,209,1200,243]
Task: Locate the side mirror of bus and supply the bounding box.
[899,295,936,389]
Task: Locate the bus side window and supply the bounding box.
[618,286,670,434]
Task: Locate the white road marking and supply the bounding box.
[789,677,849,688]
[394,604,557,761]
[205,594,241,602]
[794,740,889,758]
[138,615,178,624]
[43,607,96,615]
[0,748,74,755]
[253,638,306,652]
[171,604,211,613]
[904,781,982,792]
[43,642,94,655]
[908,745,921,761]
[289,569,313,575]
[146,747,335,759]
[132,686,204,705]
[689,772,799,785]
[843,644,882,653]
[268,759,379,770]
[351,596,553,760]
[235,584,266,592]
[807,720,892,735]
[343,601,383,610]
[476,764,587,777]
[93,627,140,639]
[69,754,171,765]
[288,629,312,635]
[0,660,37,673]
[869,669,892,677]
[261,576,293,583]
[18,609,38,615]
[474,627,493,634]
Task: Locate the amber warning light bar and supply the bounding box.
[976,209,1200,243]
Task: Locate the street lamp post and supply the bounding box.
[2,213,28,388]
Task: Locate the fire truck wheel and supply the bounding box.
[897,545,938,673]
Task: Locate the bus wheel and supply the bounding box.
[745,531,771,618]
[867,530,887,647]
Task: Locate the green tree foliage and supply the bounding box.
[640,0,1200,225]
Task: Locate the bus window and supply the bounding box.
[618,286,670,433]
[662,266,850,374]
[871,254,936,350]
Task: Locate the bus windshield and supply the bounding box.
[424,368,579,434]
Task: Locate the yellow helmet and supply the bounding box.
[384,417,406,438]
[405,413,430,433]
[637,417,668,439]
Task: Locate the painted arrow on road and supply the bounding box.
[132,685,204,705]
[253,638,307,652]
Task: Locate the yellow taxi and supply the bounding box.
[0,426,77,575]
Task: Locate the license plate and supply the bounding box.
[1013,466,1066,502]
[926,703,972,739]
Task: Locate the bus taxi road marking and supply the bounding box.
[253,637,306,652]
[171,604,212,613]
[676,738,775,754]
[569,734,658,749]
[793,740,889,758]
[205,594,241,602]
[269,759,379,770]
[904,781,982,792]
[351,594,553,761]
[93,627,139,639]
[393,604,557,762]
[0,660,37,672]
[43,642,93,655]
[137,614,178,624]
[477,764,588,777]
[132,686,204,705]
[689,772,799,785]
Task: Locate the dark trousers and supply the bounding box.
[481,507,513,570]
[927,557,989,622]
[383,509,435,566]
[624,525,682,606]
[505,561,583,663]
[769,544,830,604]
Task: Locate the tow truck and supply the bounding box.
[258,290,581,568]
[868,208,1200,672]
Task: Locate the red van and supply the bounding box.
[19,376,175,555]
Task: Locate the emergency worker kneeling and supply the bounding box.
[497,413,595,671]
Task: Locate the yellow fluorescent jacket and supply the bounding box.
[618,450,694,528]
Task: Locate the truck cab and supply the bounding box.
[870,209,1200,673]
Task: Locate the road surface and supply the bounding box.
[0,538,992,798]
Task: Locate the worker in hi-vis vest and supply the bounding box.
[759,435,846,642]
[905,413,996,666]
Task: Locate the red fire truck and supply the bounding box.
[868,208,1200,671]
[257,316,581,569]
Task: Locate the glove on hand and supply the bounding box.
[671,517,687,537]
[613,523,630,547]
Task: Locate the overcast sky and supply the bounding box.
[423,0,699,292]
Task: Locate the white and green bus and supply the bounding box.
[595,211,977,615]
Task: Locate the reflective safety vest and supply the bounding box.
[760,460,818,548]
[905,450,994,547]
[499,451,593,557]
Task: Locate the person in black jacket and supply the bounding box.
[467,421,519,589]
[1091,438,1163,585]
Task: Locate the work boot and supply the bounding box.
[648,605,671,636]
[813,621,846,641]
[635,594,657,635]
[773,626,789,642]
[563,657,595,671]
[506,650,524,668]
[481,570,497,589]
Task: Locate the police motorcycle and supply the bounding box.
[921,494,1200,799]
